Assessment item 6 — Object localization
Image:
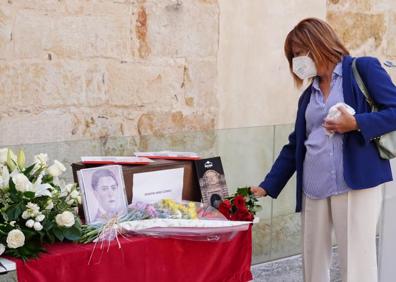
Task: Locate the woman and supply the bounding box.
[251,18,396,282]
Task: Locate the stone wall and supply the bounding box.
[2,0,394,146]
[327,0,396,82]
[0,0,219,148]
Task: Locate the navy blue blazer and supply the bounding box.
[259,55,396,212]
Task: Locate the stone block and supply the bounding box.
[327,0,374,12]
[105,61,184,108]
[9,0,60,12]
[214,126,274,193]
[69,110,130,141]
[183,59,218,109]
[84,63,107,107]
[327,11,386,50]
[271,213,301,260]
[0,63,19,111]
[272,124,297,217]
[10,0,132,16]
[13,10,53,59]
[373,0,396,12]
[101,136,139,157]
[0,108,140,146]
[0,5,14,59]
[252,218,272,264]
[136,111,216,151]
[137,129,216,156]
[13,9,130,59]
[50,15,129,59]
[18,62,84,108]
[385,13,396,58]
[133,1,218,58]
[0,110,76,145]
[0,61,109,113]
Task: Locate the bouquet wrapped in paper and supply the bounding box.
[80,199,252,244]
[218,187,261,221]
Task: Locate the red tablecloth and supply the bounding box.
[11,228,252,282]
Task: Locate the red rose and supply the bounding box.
[218,202,231,218]
[229,213,238,221]
[234,209,253,221]
[222,199,232,210]
[234,210,243,221]
[238,206,249,213]
[243,212,254,221]
[234,195,246,209]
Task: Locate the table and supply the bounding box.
[11,228,252,282]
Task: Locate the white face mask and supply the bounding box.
[292,54,317,80]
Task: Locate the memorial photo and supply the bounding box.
[195,157,229,208]
[78,165,128,224]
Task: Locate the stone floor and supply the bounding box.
[251,247,341,282]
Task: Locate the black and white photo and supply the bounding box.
[78,165,128,224]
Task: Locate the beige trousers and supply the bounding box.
[301,188,382,282]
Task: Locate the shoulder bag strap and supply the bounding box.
[352,58,375,107]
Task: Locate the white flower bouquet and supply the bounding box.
[0,148,82,260]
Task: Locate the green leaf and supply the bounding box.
[73,217,82,229]
[20,227,38,240]
[236,187,250,196]
[63,226,81,241]
[23,163,37,177]
[43,220,54,230]
[42,174,53,183]
[53,227,64,241]
[46,231,55,244]
[23,191,35,199]
[5,240,45,260]
[8,178,16,192]
[6,204,23,221]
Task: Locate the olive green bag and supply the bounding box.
[352,58,396,159]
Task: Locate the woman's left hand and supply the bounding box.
[323,106,359,134]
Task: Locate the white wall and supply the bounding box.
[217,0,327,129]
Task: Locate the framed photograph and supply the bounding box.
[77,165,128,224]
[194,157,229,208]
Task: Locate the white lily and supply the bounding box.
[6,150,17,171]
[34,153,48,167]
[34,183,52,197]
[32,173,51,197]
[47,160,66,177]
[60,183,74,197]
[52,177,64,189]
[12,173,33,192]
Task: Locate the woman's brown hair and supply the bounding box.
[284,18,349,87]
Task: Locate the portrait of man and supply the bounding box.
[78,165,128,224]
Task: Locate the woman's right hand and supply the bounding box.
[250,186,267,198]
